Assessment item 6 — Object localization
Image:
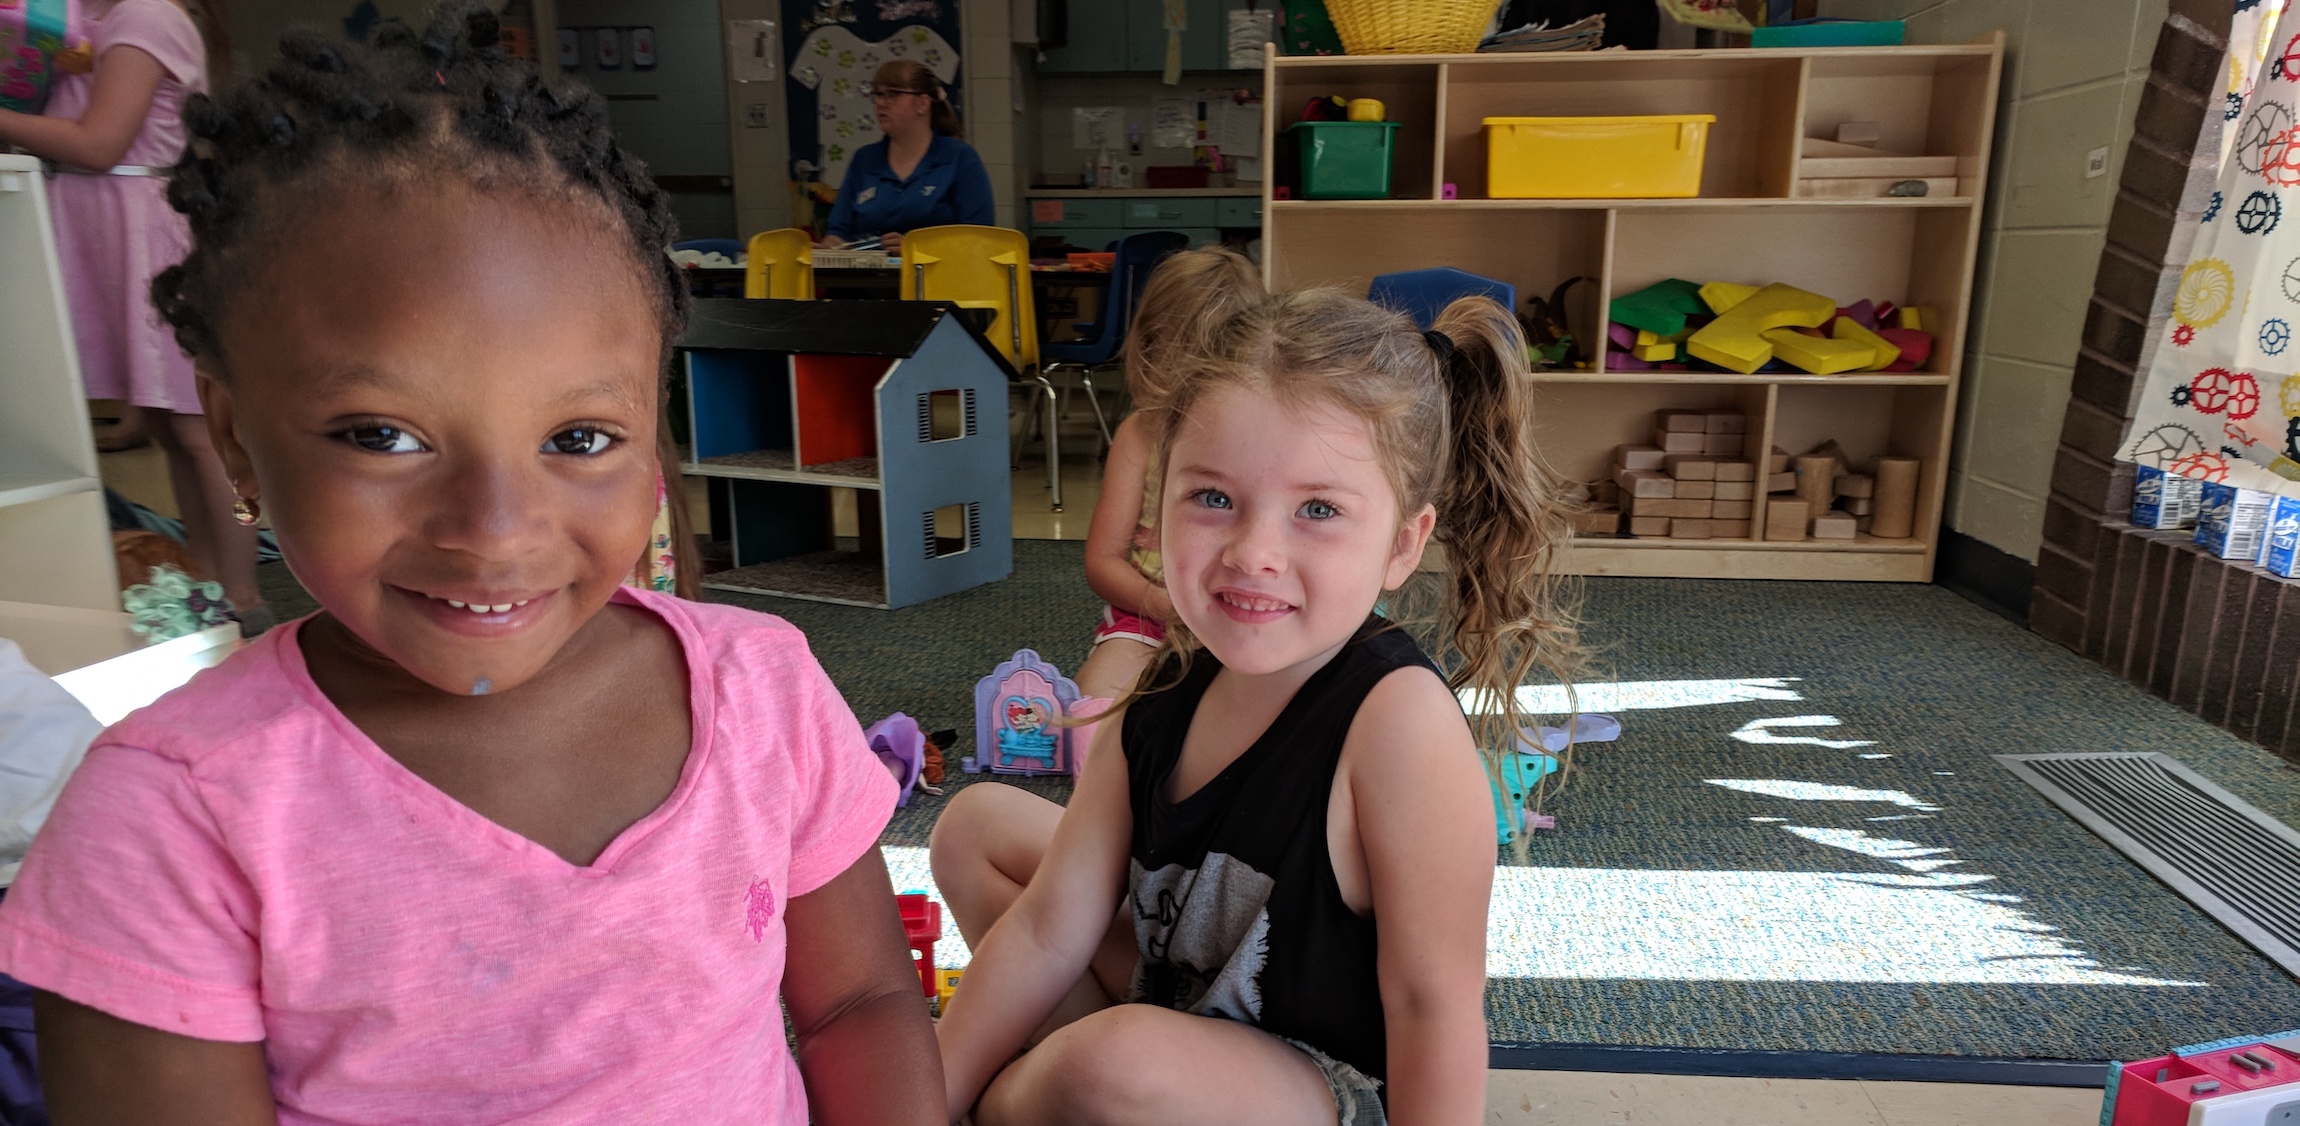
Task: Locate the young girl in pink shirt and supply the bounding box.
[0,6,943,1124]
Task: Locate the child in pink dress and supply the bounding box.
[0,6,944,1123]
[0,0,265,625]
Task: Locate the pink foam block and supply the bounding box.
[1879,327,1931,371]
[1608,321,1638,349]
[1835,299,1878,330]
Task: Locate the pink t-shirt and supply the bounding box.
[0,588,899,1124]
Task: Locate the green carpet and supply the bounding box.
[257,543,2300,1062]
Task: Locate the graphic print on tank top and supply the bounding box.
[1118,618,1441,1085]
[1128,852,1274,1021]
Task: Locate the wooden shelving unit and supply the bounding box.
[1261,40,2003,581]
[1,154,122,614]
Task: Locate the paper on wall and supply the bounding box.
[725,20,776,82]
[1217,101,1260,158]
[1071,106,1121,150]
[1152,97,1193,149]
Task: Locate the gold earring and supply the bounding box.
[231,496,260,526]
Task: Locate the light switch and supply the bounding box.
[2086,146,2109,178]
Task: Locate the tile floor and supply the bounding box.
[96,437,2111,1126]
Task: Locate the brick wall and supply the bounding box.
[2032,0,2300,764]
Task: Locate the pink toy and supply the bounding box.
[1834,299,1879,330]
[974,649,1081,776]
[1879,327,1931,371]
[2108,1036,2300,1125]
[0,0,87,113]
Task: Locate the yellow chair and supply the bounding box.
[744,227,815,300]
[898,225,1070,510]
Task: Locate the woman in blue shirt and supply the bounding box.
[824,60,996,253]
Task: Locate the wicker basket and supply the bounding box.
[1322,0,1498,55]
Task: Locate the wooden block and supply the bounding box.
[1675,479,1716,500]
[1627,515,1671,537]
[1669,518,1712,540]
[1856,514,1874,534]
[1835,473,1875,498]
[1715,461,1756,482]
[1703,411,1746,434]
[1569,507,1622,535]
[1657,409,1706,433]
[1768,448,1790,473]
[1794,454,1838,513]
[1629,496,1711,519]
[1872,456,1920,539]
[1663,455,1716,480]
[1812,511,1857,540]
[1708,519,1751,538]
[1591,478,1621,505]
[1713,499,1752,519]
[1765,498,1810,541]
[1703,433,1744,456]
[1714,480,1754,501]
[1654,428,1706,454]
[1767,471,1798,492]
[1843,496,1874,516]
[1615,469,1674,498]
[1616,444,1667,471]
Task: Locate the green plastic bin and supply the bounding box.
[1287,121,1401,200]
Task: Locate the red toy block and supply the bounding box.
[898,892,941,997]
[2110,1042,2300,1125]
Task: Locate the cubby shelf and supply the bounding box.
[1262,38,2003,582]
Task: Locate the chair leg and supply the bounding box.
[1079,369,1114,449]
[1031,371,1062,512]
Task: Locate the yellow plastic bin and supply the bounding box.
[1483,114,1716,199]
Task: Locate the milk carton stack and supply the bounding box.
[2132,464,2202,530]
[2264,494,2300,579]
[2194,481,2275,560]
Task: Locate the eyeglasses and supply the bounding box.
[869,88,930,103]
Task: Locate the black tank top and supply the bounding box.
[1119,617,1438,1085]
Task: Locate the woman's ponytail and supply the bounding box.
[929,84,963,138]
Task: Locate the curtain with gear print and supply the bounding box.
[2126,0,2300,495]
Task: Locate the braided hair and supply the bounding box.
[151,2,689,378]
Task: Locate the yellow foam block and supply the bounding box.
[1700,281,1763,314]
[1635,341,1680,360]
[1685,283,1838,374]
[1895,306,1934,331]
[1761,327,1873,374]
[1831,316,1900,371]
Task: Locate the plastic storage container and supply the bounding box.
[1483,114,1716,199]
[1287,121,1401,200]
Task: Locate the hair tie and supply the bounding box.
[1423,329,1456,365]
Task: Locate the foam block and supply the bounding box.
[1609,279,1710,336]
[1628,515,1671,536]
[1676,480,1716,500]
[1699,280,1763,314]
[1812,511,1858,540]
[1762,326,1875,375]
[1685,283,1838,374]
[1879,327,1931,372]
[1716,461,1756,482]
[1664,455,1716,481]
[1835,299,1878,330]
[1765,498,1810,541]
[1831,316,1901,371]
[1714,480,1754,501]
[1615,469,1675,498]
[1894,306,1934,331]
[1616,445,1667,471]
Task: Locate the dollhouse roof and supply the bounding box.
[680,298,1018,379]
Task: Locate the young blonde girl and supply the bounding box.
[931,253,1581,1126]
[0,8,941,1123]
[1072,248,1261,702]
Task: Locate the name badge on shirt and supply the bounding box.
[857,187,877,205]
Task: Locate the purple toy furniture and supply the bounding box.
[973,649,1080,777]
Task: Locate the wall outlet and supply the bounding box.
[2086,146,2110,178]
[746,103,770,129]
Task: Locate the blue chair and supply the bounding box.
[1368,267,1516,330]
[1040,230,1190,450]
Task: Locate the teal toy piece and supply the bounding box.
[1490,747,1561,845]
